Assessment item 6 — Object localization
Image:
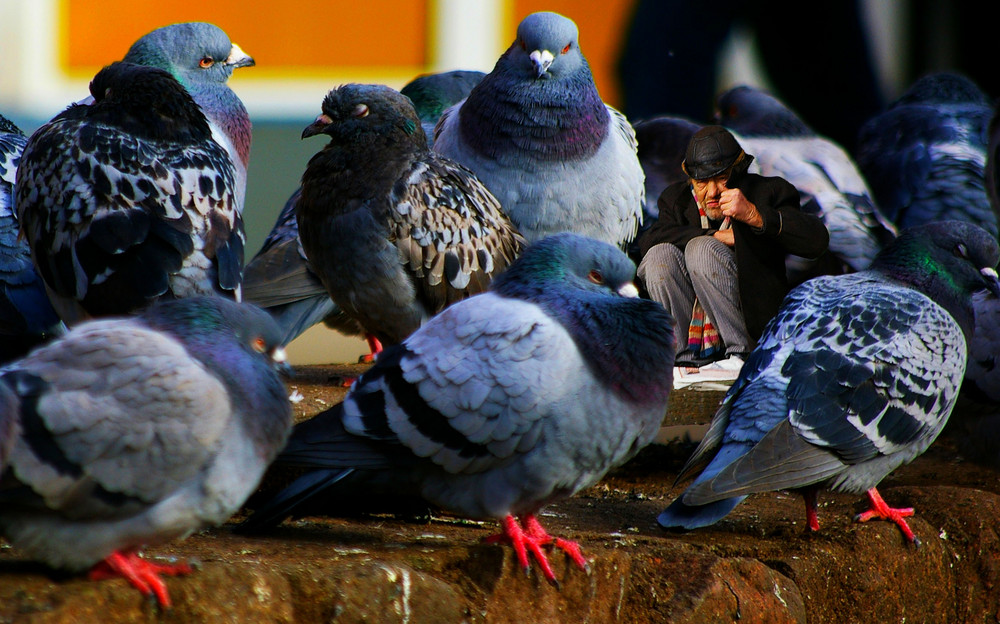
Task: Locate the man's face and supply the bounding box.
[691,174,728,221]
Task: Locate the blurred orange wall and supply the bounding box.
[62,0,636,106]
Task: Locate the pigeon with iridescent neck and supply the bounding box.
[433,11,645,250]
[658,221,1000,546]
[239,233,676,585]
[123,22,255,211]
[15,62,244,324]
[0,296,293,608]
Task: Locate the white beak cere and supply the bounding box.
[529,49,555,77]
[618,283,640,298]
[226,43,256,68]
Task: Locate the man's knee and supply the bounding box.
[686,236,735,278]
[639,243,685,281]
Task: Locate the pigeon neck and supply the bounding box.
[193,86,252,168]
[459,60,610,162]
[873,255,976,341]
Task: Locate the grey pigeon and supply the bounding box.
[15,62,245,324]
[657,220,1000,545]
[988,103,1000,226]
[294,83,524,350]
[433,11,645,249]
[400,70,485,148]
[0,295,292,607]
[239,233,676,583]
[0,113,62,361]
[715,85,897,276]
[856,72,995,238]
[242,188,364,346]
[123,22,255,211]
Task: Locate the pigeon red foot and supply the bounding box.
[854,487,919,545]
[484,514,590,585]
[88,550,193,608]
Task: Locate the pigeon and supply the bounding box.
[242,188,364,346]
[294,83,524,350]
[988,105,1000,225]
[123,22,255,211]
[657,220,1000,545]
[242,71,487,348]
[633,115,702,223]
[0,113,62,362]
[15,62,245,325]
[856,72,995,238]
[433,11,645,249]
[239,233,676,583]
[715,85,897,275]
[400,70,485,147]
[0,295,293,608]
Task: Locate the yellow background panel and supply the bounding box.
[62,0,428,77]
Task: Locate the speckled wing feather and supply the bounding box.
[682,272,966,505]
[389,154,524,312]
[0,320,230,518]
[15,105,244,321]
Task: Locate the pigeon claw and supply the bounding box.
[854,487,919,545]
[484,514,589,585]
[88,550,193,608]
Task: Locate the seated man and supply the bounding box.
[637,125,829,368]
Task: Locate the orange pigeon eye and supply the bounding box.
[353,104,370,118]
[588,270,604,285]
[252,337,267,353]
[561,43,571,54]
[199,57,214,69]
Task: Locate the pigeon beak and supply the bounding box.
[302,114,334,139]
[270,346,294,378]
[618,282,640,298]
[226,43,256,69]
[981,267,1000,298]
[529,49,554,77]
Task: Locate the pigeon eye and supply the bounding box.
[588,270,604,285]
[252,337,267,353]
[955,243,969,258]
[353,104,370,118]
[561,43,571,54]
[199,57,215,69]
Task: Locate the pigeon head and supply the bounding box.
[715,85,812,137]
[492,232,640,301]
[872,220,1000,339]
[301,83,426,148]
[507,12,584,80]
[400,70,485,123]
[892,72,992,107]
[123,22,254,90]
[140,295,289,375]
[86,62,212,142]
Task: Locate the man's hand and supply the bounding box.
[719,188,763,228]
[713,229,735,247]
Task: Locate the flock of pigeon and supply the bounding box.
[1,10,1000,610]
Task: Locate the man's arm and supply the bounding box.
[736,177,830,259]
